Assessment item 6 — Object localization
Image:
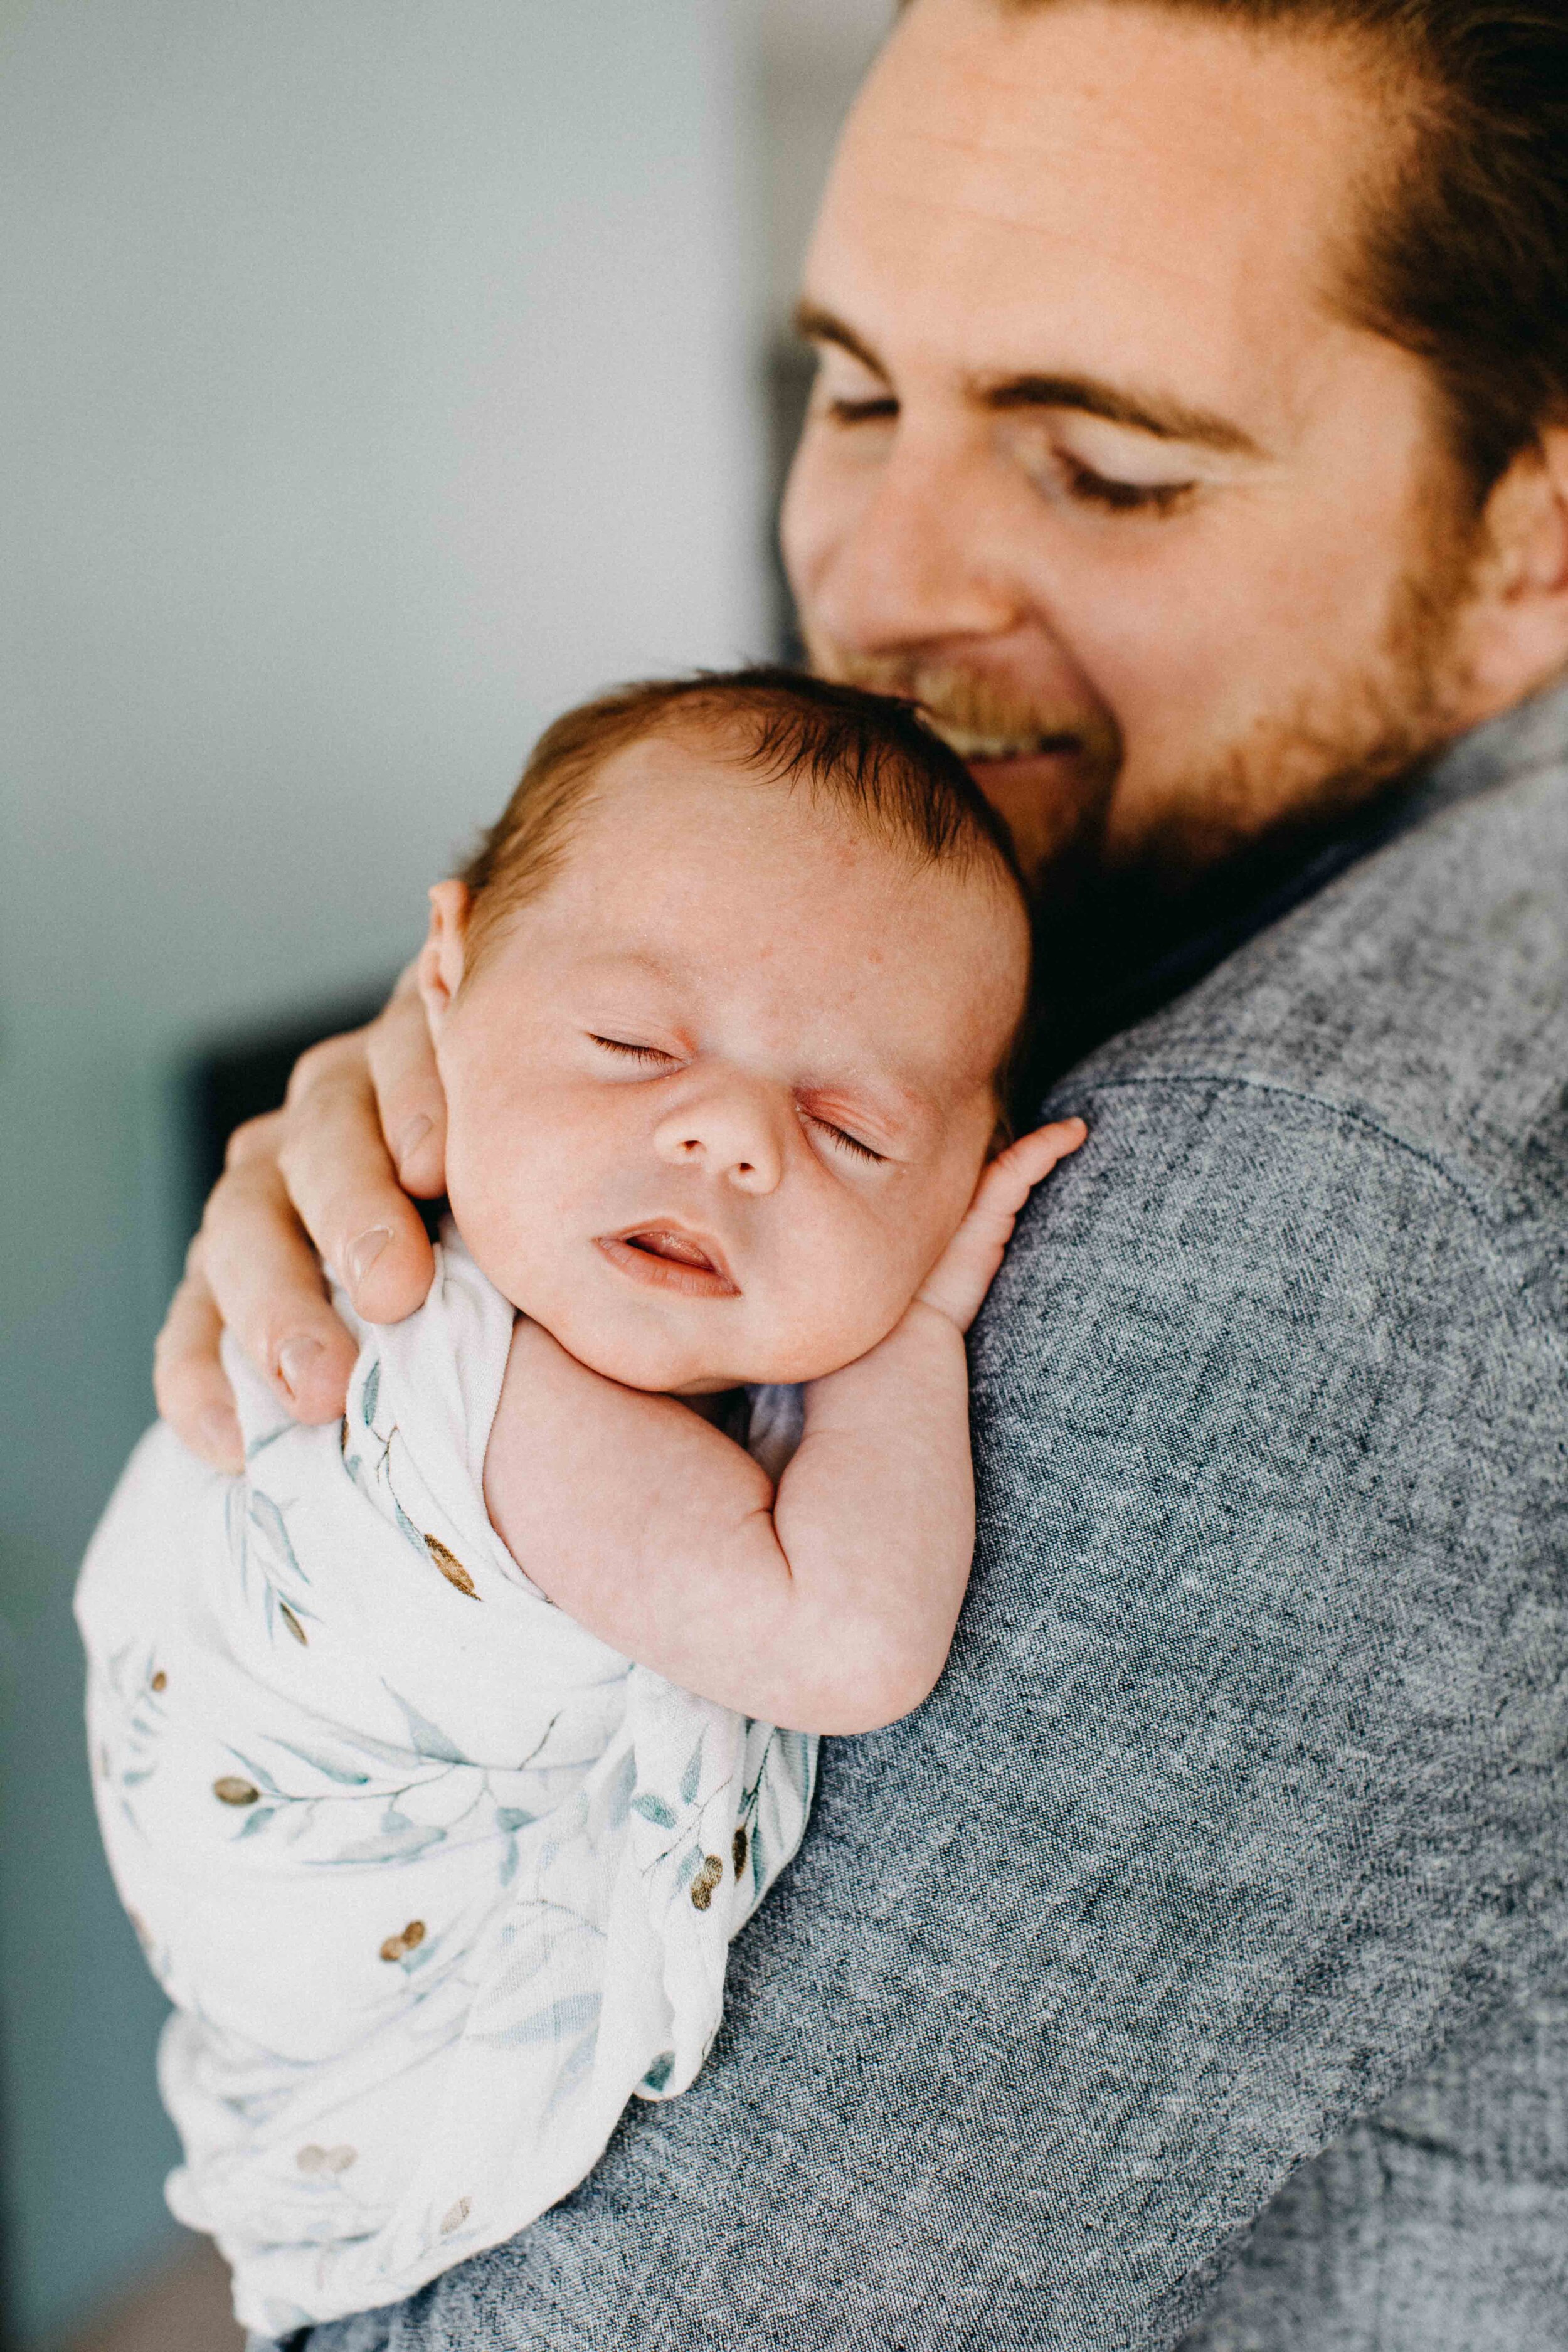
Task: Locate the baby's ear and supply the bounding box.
[418,881,471,1036]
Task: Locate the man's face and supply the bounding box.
[783,0,1485,891]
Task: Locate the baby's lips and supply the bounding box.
[623,1227,722,1275]
[595,1223,740,1297]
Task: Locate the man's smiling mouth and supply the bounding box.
[595,1226,740,1298]
[926,721,1086,763]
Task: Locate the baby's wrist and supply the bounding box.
[902,1290,970,1345]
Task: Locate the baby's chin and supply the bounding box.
[522,1293,900,1397]
[539,1317,823,1397]
[457,1222,911,1394]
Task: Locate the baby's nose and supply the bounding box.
[652,1091,783,1192]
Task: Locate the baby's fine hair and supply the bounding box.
[458,666,1025,957]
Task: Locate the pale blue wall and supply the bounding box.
[0,2,765,2337]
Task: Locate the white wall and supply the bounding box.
[0,3,765,2338]
[1,0,766,1051]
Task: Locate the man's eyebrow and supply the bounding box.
[792,305,1264,457]
[793,299,890,381]
[982,372,1263,456]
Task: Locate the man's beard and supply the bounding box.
[803,496,1482,1081]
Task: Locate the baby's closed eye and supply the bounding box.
[798,1110,886,1165]
[589,1034,679,1070]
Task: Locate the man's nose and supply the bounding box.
[652,1082,785,1194]
[793,426,1022,656]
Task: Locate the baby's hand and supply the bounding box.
[915,1118,1087,1335]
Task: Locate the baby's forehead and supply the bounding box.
[490,724,1031,1090]
[580,728,1019,913]
[545,905,1022,1117]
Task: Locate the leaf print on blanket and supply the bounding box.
[478,1989,601,2050]
[97,1637,173,1823]
[356,1353,484,1601]
[334,1804,448,1867]
[477,1989,603,2118]
[202,1733,426,1860]
[231,1485,320,1653]
[423,1535,478,1597]
[494,1804,538,1891]
[688,1854,724,1911]
[247,1491,305,1584]
[384,1686,469,1766]
[378,1918,426,1964]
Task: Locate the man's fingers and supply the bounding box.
[153,1255,245,1471]
[198,1138,361,1422]
[366,981,448,1199]
[157,988,442,1453]
[277,1031,436,1323]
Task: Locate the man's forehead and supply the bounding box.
[809,0,1390,396]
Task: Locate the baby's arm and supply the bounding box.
[484,1121,1084,1734]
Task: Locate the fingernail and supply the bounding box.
[348,1228,392,1292]
[395,1116,432,1174]
[277,1337,326,1401]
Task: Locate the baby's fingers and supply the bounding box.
[976,1118,1088,1219]
[916,1116,1087,1333]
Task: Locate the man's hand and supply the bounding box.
[153,973,449,1470]
[915,1117,1087,1335]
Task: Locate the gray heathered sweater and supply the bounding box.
[280,679,1568,2352]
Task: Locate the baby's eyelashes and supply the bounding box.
[587,1035,894,1170]
[799,1110,887,1167]
[589,1034,680,1070]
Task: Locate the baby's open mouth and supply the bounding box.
[595,1226,739,1298]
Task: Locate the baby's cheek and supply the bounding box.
[443,1120,551,1313]
[773,1217,928,1375]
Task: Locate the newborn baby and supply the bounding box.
[77,669,1083,2336]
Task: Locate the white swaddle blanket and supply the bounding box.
[76,1237,815,2337]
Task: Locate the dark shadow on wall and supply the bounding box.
[183,987,397,1219]
[763,332,816,667]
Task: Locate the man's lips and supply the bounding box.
[930,725,1085,764]
[595,1225,739,1299]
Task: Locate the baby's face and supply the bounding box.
[421,730,1029,1393]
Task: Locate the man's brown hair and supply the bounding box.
[905,0,1568,501]
[458,665,1025,961]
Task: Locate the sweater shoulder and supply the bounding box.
[1061,750,1568,1238]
